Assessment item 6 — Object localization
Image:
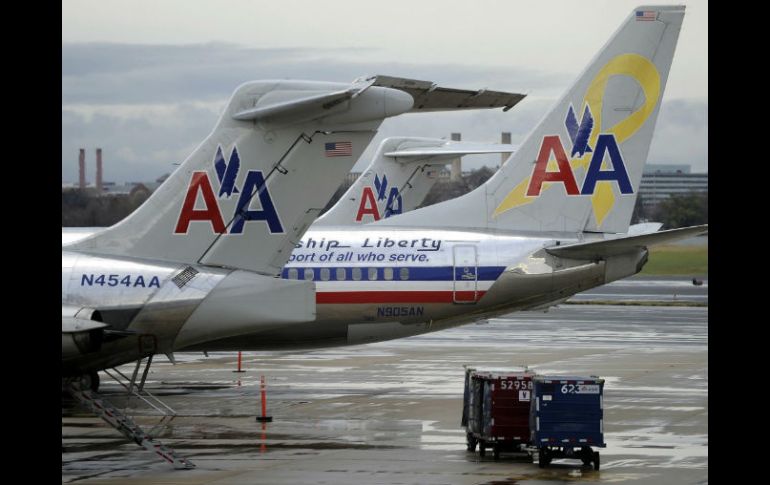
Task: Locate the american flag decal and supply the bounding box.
[325,141,352,157]
[635,10,657,21]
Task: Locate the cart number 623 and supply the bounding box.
[561,384,600,394]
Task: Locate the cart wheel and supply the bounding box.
[538,447,549,468]
[493,443,500,461]
[479,440,486,457]
[466,434,477,452]
[581,446,592,466]
[593,452,600,471]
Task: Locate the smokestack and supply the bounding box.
[96,148,103,193]
[450,133,461,181]
[78,149,86,190]
[501,132,512,166]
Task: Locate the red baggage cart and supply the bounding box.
[463,368,536,460]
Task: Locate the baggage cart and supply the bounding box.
[462,367,535,460]
[530,375,605,470]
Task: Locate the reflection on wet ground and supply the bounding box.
[62,304,707,484]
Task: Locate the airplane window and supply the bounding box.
[383,267,393,281]
[320,268,330,281]
[288,268,298,280]
[352,267,362,281]
[400,267,409,280]
[368,268,377,281]
[304,269,314,281]
[336,268,346,281]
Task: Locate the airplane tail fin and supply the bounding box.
[67,80,415,274]
[373,5,685,234]
[68,77,523,274]
[315,137,516,226]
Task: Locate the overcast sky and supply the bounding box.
[62,0,708,184]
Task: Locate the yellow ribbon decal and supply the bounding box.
[493,53,660,225]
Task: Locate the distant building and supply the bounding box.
[100,182,132,196]
[643,164,691,175]
[639,164,707,206]
[98,181,163,197]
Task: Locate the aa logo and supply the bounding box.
[493,53,661,227]
[174,146,283,235]
[526,104,633,197]
[355,173,403,222]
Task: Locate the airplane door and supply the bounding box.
[453,245,478,304]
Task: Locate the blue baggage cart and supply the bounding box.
[530,375,605,470]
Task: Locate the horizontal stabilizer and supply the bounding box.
[232,88,357,121]
[546,225,707,260]
[385,142,517,161]
[364,75,525,112]
[231,77,406,125]
[316,136,516,226]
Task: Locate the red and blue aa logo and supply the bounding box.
[526,105,633,196]
[174,146,283,235]
[355,173,402,222]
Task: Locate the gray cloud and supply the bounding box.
[62,102,219,183]
[646,99,708,173]
[62,42,562,105]
[62,42,707,183]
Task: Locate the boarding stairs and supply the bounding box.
[67,358,195,470]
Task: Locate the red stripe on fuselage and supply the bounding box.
[316,291,484,304]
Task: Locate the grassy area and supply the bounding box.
[565,300,707,307]
[641,244,708,276]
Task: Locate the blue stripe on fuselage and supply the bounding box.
[280,266,506,282]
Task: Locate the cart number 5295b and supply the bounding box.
[500,380,533,390]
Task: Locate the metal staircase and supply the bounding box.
[67,367,195,470]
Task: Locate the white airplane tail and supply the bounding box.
[373,5,685,234]
[68,80,414,274]
[67,77,525,274]
[315,137,516,226]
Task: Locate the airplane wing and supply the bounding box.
[363,75,525,112]
[385,142,517,162]
[627,222,664,235]
[546,225,707,260]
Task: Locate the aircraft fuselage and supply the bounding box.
[62,226,646,373]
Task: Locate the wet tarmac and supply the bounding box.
[570,276,707,304]
[62,303,707,484]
